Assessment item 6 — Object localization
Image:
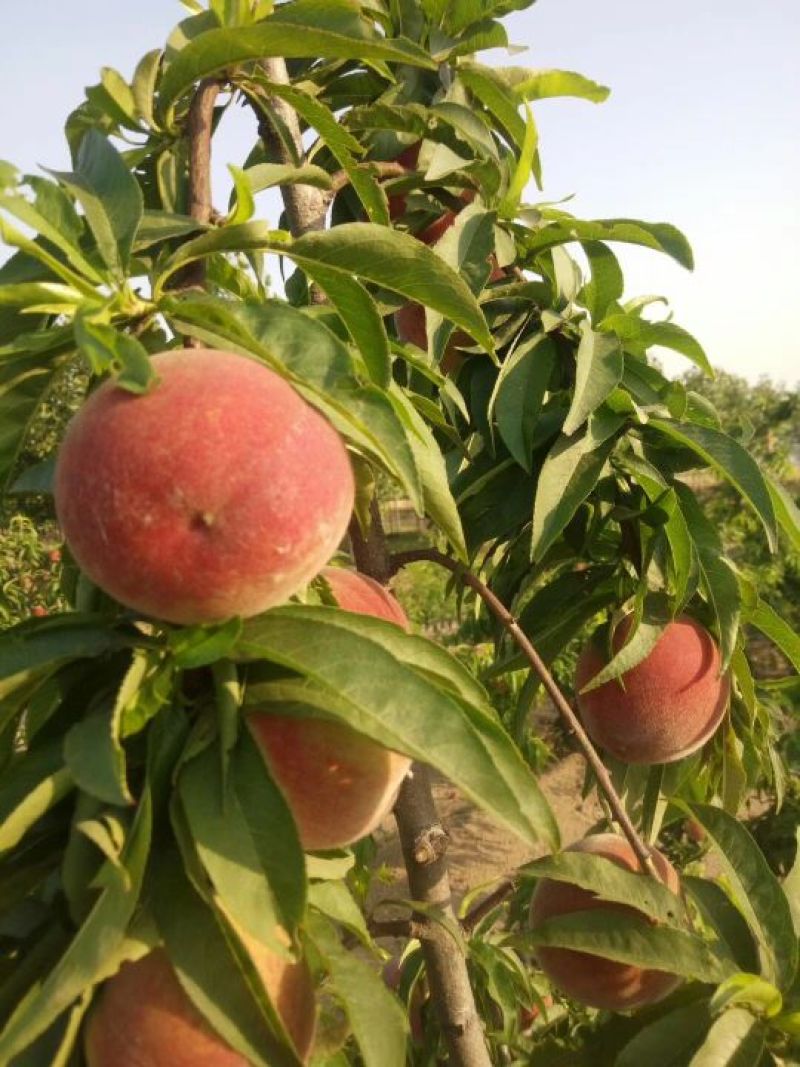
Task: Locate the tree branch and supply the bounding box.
[394,766,492,1067]
[252,59,329,240]
[390,548,662,881]
[172,77,222,346]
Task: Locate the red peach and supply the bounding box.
[249,568,412,851]
[54,349,354,626]
[84,946,316,1066]
[529,834,682,1012]
[575,615,729,764]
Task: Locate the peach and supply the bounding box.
[575,615,729,764]
[248,568,412,850]
[84,946,316,1066]
[54,349,354,625]
[529,834,682,1012]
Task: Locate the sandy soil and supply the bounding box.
[368,753,604,924]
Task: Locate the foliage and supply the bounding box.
[0,2,798,1066]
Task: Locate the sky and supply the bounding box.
[0,0,797,388]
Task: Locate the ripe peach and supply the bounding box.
[575,615,729,764]
[54,349,354,625]
[84,946,316,1066]
[529,834,682,1012]
[248,568,412,850]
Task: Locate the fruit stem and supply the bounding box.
[390,548,663,882]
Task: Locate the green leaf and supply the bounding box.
[683,877,760,976]
[0,282,84,311]
[682,804,798,992]
[498,103,537,218]
[302,264,391,388]
[241,162,333,195]
[747,600,800,674]
[227,164,256,225]
[510,67,611,104]
[616,450,693,608]
[307,881,370,947]
[236,607,558,851]
[47,131,143,278]
[0,746,73,855]
[650,419,778,552]
[134,210,207,249]
[578,607,668,694]
[131,49,163,128]
[0,789,151,1061]
[674,484,740,668]
[601,315,713,377]
[73,313,157,394]
[579,241,624,321]
[523,213,694,271]
[767,475,800,553]
[0,616,142,683]
[458,63,527,149]
[688,1006,765,1067]
[158,19,436,116]
[64,708,133,807]
[522,851,685,926]
[168,617,243,670]
[151,845,301,1067]
[531,430,616,561]
[492,333,557,471]
[0,190,103,286]
[616,1000,711,1067]
[710,973,782,1019]
[0,352,63,494]
[527,910,733,984]
[562,323,623,437]
[784,830,800,938]
[291,223,493,352]
[155,220,276,293]
[387,387,467,559]
[177,738,305,952]
[307,911,406,1067]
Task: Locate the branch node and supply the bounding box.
[413,826,449,866]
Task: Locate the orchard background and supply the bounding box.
[0,2,798,1066]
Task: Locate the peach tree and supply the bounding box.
[0,2,798,1065]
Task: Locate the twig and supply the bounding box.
[328,160,408,194]
[461,879,517,934]
[367,917,424,941]
[390,548,662,882]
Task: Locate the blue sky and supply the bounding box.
[0,0,797,386]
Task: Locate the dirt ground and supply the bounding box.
[368,753,604,924]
